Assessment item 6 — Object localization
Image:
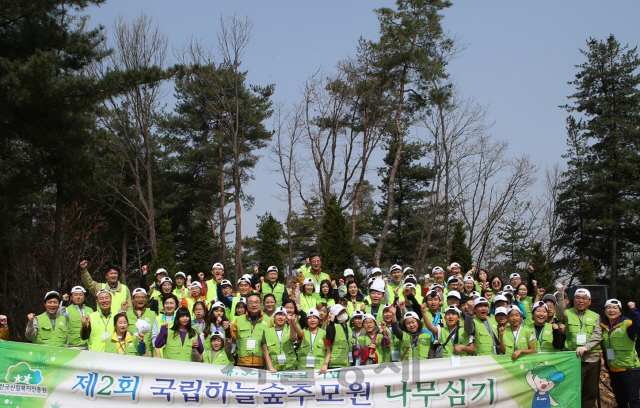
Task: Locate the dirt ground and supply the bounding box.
[599,366,616,408]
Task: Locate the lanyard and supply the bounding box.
[100,313,112,329]
[512,325,522,346]
[275,329,284,349]
[117,335,126,354]
[578,312,585,332]
[310,330,317,351]
[249,315,259,337]
[535,325,544,349]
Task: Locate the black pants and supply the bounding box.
[581,360,600,408]
[610,369,640,408]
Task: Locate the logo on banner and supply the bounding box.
[525,364,566,408]
[6,362,43,385]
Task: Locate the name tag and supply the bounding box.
[315,284,320,293]
[277,353,286,364]
[306,355,316,368]
[391,350,400,362]
[576,333,587,345]
[348,352,353,363]
[606,349,615,360]
[102,332,110,340]
[451,355,461,367]
[246,339,256,350]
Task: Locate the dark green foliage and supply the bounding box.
[558,35,640,297]
[255,213,286,278]
[149,218,177,277]
[529,243,554,293]
[317,197,355,281]
[449,221,473,274]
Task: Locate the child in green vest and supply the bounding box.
[423,305,474,358]
[262,307,296,372]
[499,305,535,360]
[201,330,232,366]
[530,301,565,352]
[104,313,145,355]
[391,311,432,361]
[155,307,203,361]
[290,308,330,373]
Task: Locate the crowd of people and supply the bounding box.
[15,255,640,408]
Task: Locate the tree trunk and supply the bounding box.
[50,177,64,290]
[217,129,227,265]
[233,162,243,282]
[610,223,618,298]
[121,223,128,283]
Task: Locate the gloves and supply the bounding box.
[576,346,588,357]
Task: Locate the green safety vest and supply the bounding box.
[397,331,431,361]
[302,271,330,293]
[67,305,93,347]
[329,323,352,368]
[364,305,385,324]
[533,323,557,353]
[236,314,272,359]
[299,294,318,313]
[164,330,196,361]
[173,286,189,302]
[565,308,600,351]
[441,326,471,358]
[358,331,385,364]
[262,282,286,307]
[346,300,365,317]
[87,310,115,352]
[104,332,140,356]
[473,317,495,356]
[154,314,175,358]
[34,313,67,347]
[522,297,533,320]
[602,319,640,370]
[227,293,254,320]
[380,326,402,363]
[297,328,327,369]
[263,326,297,371]
[502,325,533,354]
[126,308,155,355]
[204,349,231,366]
[101,283,129,315]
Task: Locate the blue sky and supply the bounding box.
[87,1,640,236]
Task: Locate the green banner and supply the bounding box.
[0,341,581,407]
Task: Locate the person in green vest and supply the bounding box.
[317,280,338,307]
[80,289,115,352]
[218,277,254,320]
[290,308,330,373]
[390,310,431,361]
[325,304,353,368]
[302,254,330,294]
[25,291,69,347]
[528,301,565,352]
[261,266,290,307]
[200,330,232,366]
[205,262,226,303]
[173,272,190,303]
[122,287,155,356]
[104,313,145,356]
[299,278,318,313]
[154,307,203,361]
[387,265,404,303]
[262,306,297,372]
[191,301,207,335]
[79,260,131,315]
[423,305,474,358]
[62,286,93,349]
[515,283,533,321]
[345,281,365,317]
[600,299,639,408]
[357,314,385,365]
[299,256,312,277]
[230,293,272,368]
[151,294,178,357]
[379,303,402,363]
[463,297,499,356]
[363,279,386,324]
[499,305,535,360]
[556,287,602,408]
[150,277,175,313]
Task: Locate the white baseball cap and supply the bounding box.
[574,288,591,299]
[403,282,416,290]
[494,306,508,315]
[474,297,489,307]
[307,308,320,318]
[605,299,622,309]
[507,305,523,316]
[237,277,252,285]
[160,277,173,285]
[210,301,226,310]
[531,301,548,312]
[503,285,515,292]
[267,266,278,273]
[274,306,287,315]
[330,304,345,316]
[493,294,509,304]
[403,267,414,275]
[343,268,354,277]
[175,272,186,279]
[463,276,475,283]
[389,264,402,273]
[44,291,61,301]
[132,288,147,296]
[446,291,461,299]
[509,273,521,280]
[426,290,441,299]
[303,278,314,286]
[469,291,480,298]
[370,279,386,293]
[403,274,417,284]
[403,311,419,321]
[155,268,168,276]
[351,310,364,320]
[211,330,225,340]
[220,279,232,287]
[211,262,224,270]
[449,262,461,268]
[444,305,462,315]
[371,267,383,276]
[363,313,376,322]
[96,289,112,297]
[429,283,444,291]
[70,286,86,293]
[447,275,460,283]
[191,281,202,289]
[432,266,444,273]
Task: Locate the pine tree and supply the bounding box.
[255,213,286,278]
[449,221,473,274]
[559,35,640,297]
[317,197,356,282]
[529,243,554,293]
[149,218,177,279]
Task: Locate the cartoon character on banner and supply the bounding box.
[525,364,565,408]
